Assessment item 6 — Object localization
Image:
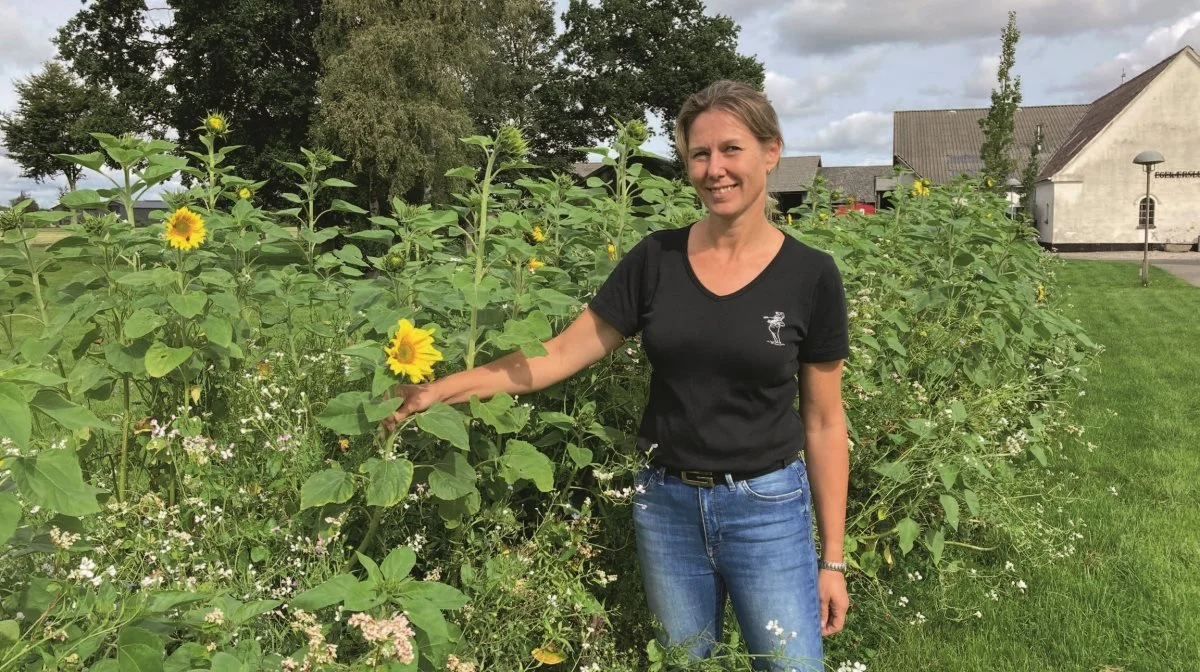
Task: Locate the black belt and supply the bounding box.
[656,456,797,488]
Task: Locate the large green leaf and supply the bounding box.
[381,547,416,582]
[939,494,960,531]
[201,316,233,348]
[167,292,207,319]
[469,393,521,434]
[315,391,370,435]
[10,449,102,517]
[30,389,114,431]
[896,517,920,555]
[209,652,242,672]
[871,460,911,484]
[498,440,554,492]
[365,458,414,508]
[123,308,167,339]
[397,581,469,611]
[428,452,477,500]
[0,383,31,448]
[117,626,163,672]
[299,467,355,510]
[0,492,21,546]
[416,403,470,450]
[290,574,358,611]
[144,343,193,378]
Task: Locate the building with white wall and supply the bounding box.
[895,45,1200,251]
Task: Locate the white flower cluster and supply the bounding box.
[836,662,868,672]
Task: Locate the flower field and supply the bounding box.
[0,119,1098,671]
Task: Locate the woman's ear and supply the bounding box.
[765,137,782,173]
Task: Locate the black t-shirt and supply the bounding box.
[588,223,849,473]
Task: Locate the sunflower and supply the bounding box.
[531,645,565,665]
[1036,284,1046,303]
[164,207,207,251]
[786,213,793,226]
[528,258,545,273]
[384,319,443,384]
[605,243,617,261]
[911,178,931,197]
[530,226,546,243]
[237,186,253,200]
[204,112,229,135]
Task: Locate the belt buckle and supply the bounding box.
[679,470,715,487]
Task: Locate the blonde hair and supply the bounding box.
[674,80,783,160]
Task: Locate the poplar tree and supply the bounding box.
[978,11,1022,190]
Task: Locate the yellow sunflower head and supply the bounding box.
[606,243,616,261]
[531,645,565,665]
[911,179,930,197]
[164,207,207,251]
[203,112,229,135]
[531,226,546,243]
[786,213,793,226]
[384,319,443,384]
[237,186,253,200]
[528,258,545,273]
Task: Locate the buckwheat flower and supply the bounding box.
[204,608,225,625]
[1108,486,1119,496]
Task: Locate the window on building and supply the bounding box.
[1137,197,1156,229]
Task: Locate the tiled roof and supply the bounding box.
[767,155,821,193]
[894,105,1089,184]
[817,165,894,201]
[570,162,604,178]
[1039,46,1194,179]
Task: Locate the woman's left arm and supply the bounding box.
[799,358,849,636]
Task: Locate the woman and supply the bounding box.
[383,80,850,671]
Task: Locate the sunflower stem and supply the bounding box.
[465,148,498,371]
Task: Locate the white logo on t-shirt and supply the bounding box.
[764,311,785,346]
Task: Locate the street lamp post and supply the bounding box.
[1005,177,1022,220]
[1133,150,1165,287]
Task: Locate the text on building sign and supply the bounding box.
[1155,171,1200,178]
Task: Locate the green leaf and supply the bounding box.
[872,460,912,484]
[357,552,384,584]
[416,403,471,450]
[321,178,357,188]
[54,151,105,172]
[30,389,114,431]
[0,383,31,448]
[904,418,934,439]
[885,335,908,357]
[144,342,193,378]
[566,443,593,470]
[364,397,404,423]
[397,581,469,611]
[124,308,167,339]
[498,440,554,492]
[927,528,946,565]
[232,600,282,626]
[59,189,109,210]
[0,492,21,546]
[365,458,414,508]
[937,463,959,490]
[343,581,386,611]
[428,452,477,500]
[539,411,575,430]
[896,517,920,555]
[1029,444,1048,466]
[315,391,370,435]
[445,166,478,179]
[117,627,163,672]
[167,292,207,319]
[939,494,960,531]
[381,547,416,582]
[10,449,101,516]
[330,199,367,215]
[145,592,208,613]
[209,652,242,672]
[290,574,358,611]
[0,619,18,644]
[300,467,355,510]
[948,400,967,423]
[963,489,980,516]
[469,393,520,434]
[201,316,233,348]
[347,229,395,243]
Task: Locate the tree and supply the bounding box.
[1020,123,1044,217]
[162,0,323,204]
[0,61,134,194]
[978,11,1022,190]
[54,0,169,136]
[312,0,484,209]
[465,0,557,136]
[8,193,41,212]
[552,0,764,155]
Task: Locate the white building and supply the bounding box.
[895,45,1200,251]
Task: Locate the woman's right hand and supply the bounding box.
[381,383,442,431]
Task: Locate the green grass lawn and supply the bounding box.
[864,261,1200,672]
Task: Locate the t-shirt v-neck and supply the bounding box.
[588,223,850,472]
[682,225,788,301]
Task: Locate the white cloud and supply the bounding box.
[768,1,1188,55]
[964,54,1001,103]
[1055,10,1200,100]
[788,111,891,155]
[764,50,884,119]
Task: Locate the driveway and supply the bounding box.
[1055,250,1200,287]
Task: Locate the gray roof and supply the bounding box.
[1040,46,1195,179]
[894,104,1089,184]
[767,155,821,193]
[817,165,894,201]
[570,162,604,178]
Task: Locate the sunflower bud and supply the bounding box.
[383,250,406,273]
[203,112,230,135]
[237,186,253,200]
[494,125,529,164]
[621,120,649,149]
[312,148,337,171]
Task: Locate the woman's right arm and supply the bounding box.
[381,308,627,429]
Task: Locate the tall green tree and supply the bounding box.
[465,0,556,136]
[162,0,323,203]
[552,0,764,156]
[0,61,134,194]
[1020,123,1044,217]
[978,11,1022,189]
[54,0,168,135]
[312,0,483,209]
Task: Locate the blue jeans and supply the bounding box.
[632,460,824,671]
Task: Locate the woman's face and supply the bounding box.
[684,109,780,221]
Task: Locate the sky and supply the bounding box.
[2,0,1200,207]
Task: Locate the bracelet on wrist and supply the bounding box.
[819,560,847,573]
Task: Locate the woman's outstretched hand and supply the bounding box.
[381,383,443,431]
